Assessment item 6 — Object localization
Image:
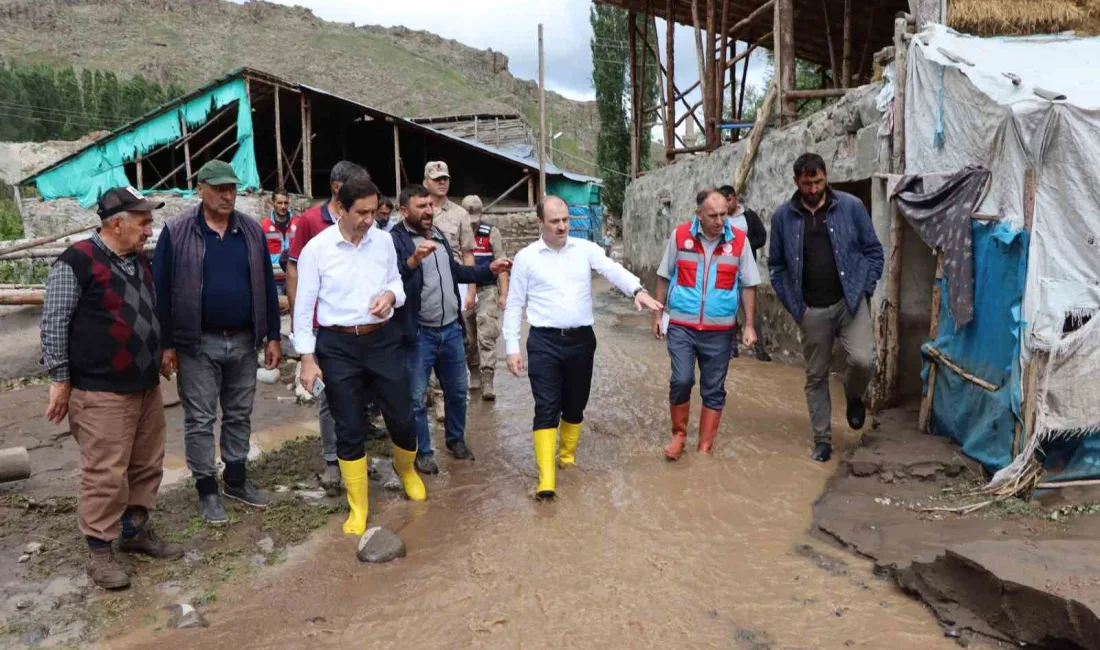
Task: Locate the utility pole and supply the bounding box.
[538,23,547,201]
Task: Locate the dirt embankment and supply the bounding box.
[813,408,1100,648]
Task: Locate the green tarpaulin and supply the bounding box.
[34,77,259,207]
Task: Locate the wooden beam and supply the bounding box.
[738,30,751,121]
[775,0,796,124]
[484,173,532,212]
[785,88,849,99]
[842,0,852,88]
[302,94,313,197]
[891,17,908,174]
[172,102,235,151]
[923,344,999,392]
[726,0,775,37]
[628,11,639,178]
[704,0,717,147]
[668,145,710,155]
[718,0,729,143]
[666,0,676,161]
[691,0,707,147]
[821,0,839,87]
[527,175,535,207]
[642,32,706,135]
[733,79,777,195]
[0,223,97,257]
[274,86,284,190]
[538,22,547,196]
[394,124,402,200]
[724,33,771,70]
[919,251,945,433]
[640,4,651,166]
[179,114,193,190]
[135,159,143,190]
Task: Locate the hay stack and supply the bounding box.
[948,0,1100,36]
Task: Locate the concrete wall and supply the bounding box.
[621,83,886,358]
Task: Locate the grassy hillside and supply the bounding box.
[0,0,600,175]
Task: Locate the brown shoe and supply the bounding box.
[87,547,130,590]
[481,369,495,401]
[469,367,482,391]
[118,528,185,560]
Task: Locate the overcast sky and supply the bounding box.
[236,0,770,141]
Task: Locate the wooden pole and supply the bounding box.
[666,0,676,162]
[179,113,193,190]
[274,86,284,190]
[733,79,777,195]
[484,173,532,212]
[704,0,717,148]
[640,6,650,167]
[136,159,143,190]
[883,17,910,406]
[725,0,776,36]
[0,223,98,257]
[822,0,839,87]
[0,293,44,306]
[738,32,751,119]
[474,115,479,142]
[723,32,771,70]
[842,0,852,88]
[785,88,850,99]
[538,23,547,198]
[393,124,402,200]
[302,94,313,197]
[923,344,999,392]
[527,176,535,207]
[628,12,639,178]
[919,251,944,433]
[729,40,737,137]
[1016,167,1038,454]
[718,0,729,143]
[775,0,796,124]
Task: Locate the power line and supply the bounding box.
[549,145,631,179]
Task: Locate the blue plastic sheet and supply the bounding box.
[35,78,259,207]
[925,221,1027,472]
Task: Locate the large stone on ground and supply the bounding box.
[166,603,208,629]
[356,527,406,564]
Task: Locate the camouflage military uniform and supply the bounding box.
[463,219,506,400]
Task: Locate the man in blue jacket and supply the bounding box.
[768,153,883,462]
[391,185,510,475]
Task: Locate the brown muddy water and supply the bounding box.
[108,283,982,650]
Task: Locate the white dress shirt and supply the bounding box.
[292,224,406,355]
[503,236,642,355]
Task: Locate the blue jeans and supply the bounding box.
[410,321,469,457]
[667,324,733,410]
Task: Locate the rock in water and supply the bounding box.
[167,603,208,629]
[356,527,406,563]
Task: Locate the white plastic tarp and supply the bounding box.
[904,25,1100,439]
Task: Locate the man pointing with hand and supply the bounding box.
[504,195,663,500]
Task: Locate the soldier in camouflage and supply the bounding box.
[461,196,509,400]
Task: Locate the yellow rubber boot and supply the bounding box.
[337,458,369,536]
[391,446,427,501]
[533,428,557,500]
[558,420,582,468]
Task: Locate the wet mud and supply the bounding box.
[90,281,989,650]
[813,409,1100,648]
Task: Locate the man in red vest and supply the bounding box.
[461,195,509,400]
[652,188,761,460]
[259,188,296,293]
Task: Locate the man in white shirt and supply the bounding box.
[652,188,760,460]
[504,195,663,500]
[293,176,427,539]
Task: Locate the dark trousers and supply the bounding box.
[315,322,416,460]
[527,326,597,430]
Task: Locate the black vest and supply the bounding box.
[57,240,161,393]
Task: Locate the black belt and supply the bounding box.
[203,327,250,336]
[531,325,593,337]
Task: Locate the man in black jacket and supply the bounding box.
[390,185,511,475]
[719,185,770,361]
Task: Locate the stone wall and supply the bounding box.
[482,211,540,257]
[621,83,887,358]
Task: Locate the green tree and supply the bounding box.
[97,71,121,127]
[0,63,34,140]
[56,66,85,139]
[80,67,96,118]
[590,5,630,217]
[630,13,659,172]
[165,81,186,101]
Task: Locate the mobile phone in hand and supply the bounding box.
[312,377,326,398]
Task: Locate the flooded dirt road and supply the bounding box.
[108,281,982,650]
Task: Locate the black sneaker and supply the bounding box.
[415,454,440,475]
[447,440,475,461]
[846,396,866,430]
[222,481,270,509]
[198,493,229,525]
[811,442,832,463]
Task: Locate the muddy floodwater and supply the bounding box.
[108,282,986,650]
